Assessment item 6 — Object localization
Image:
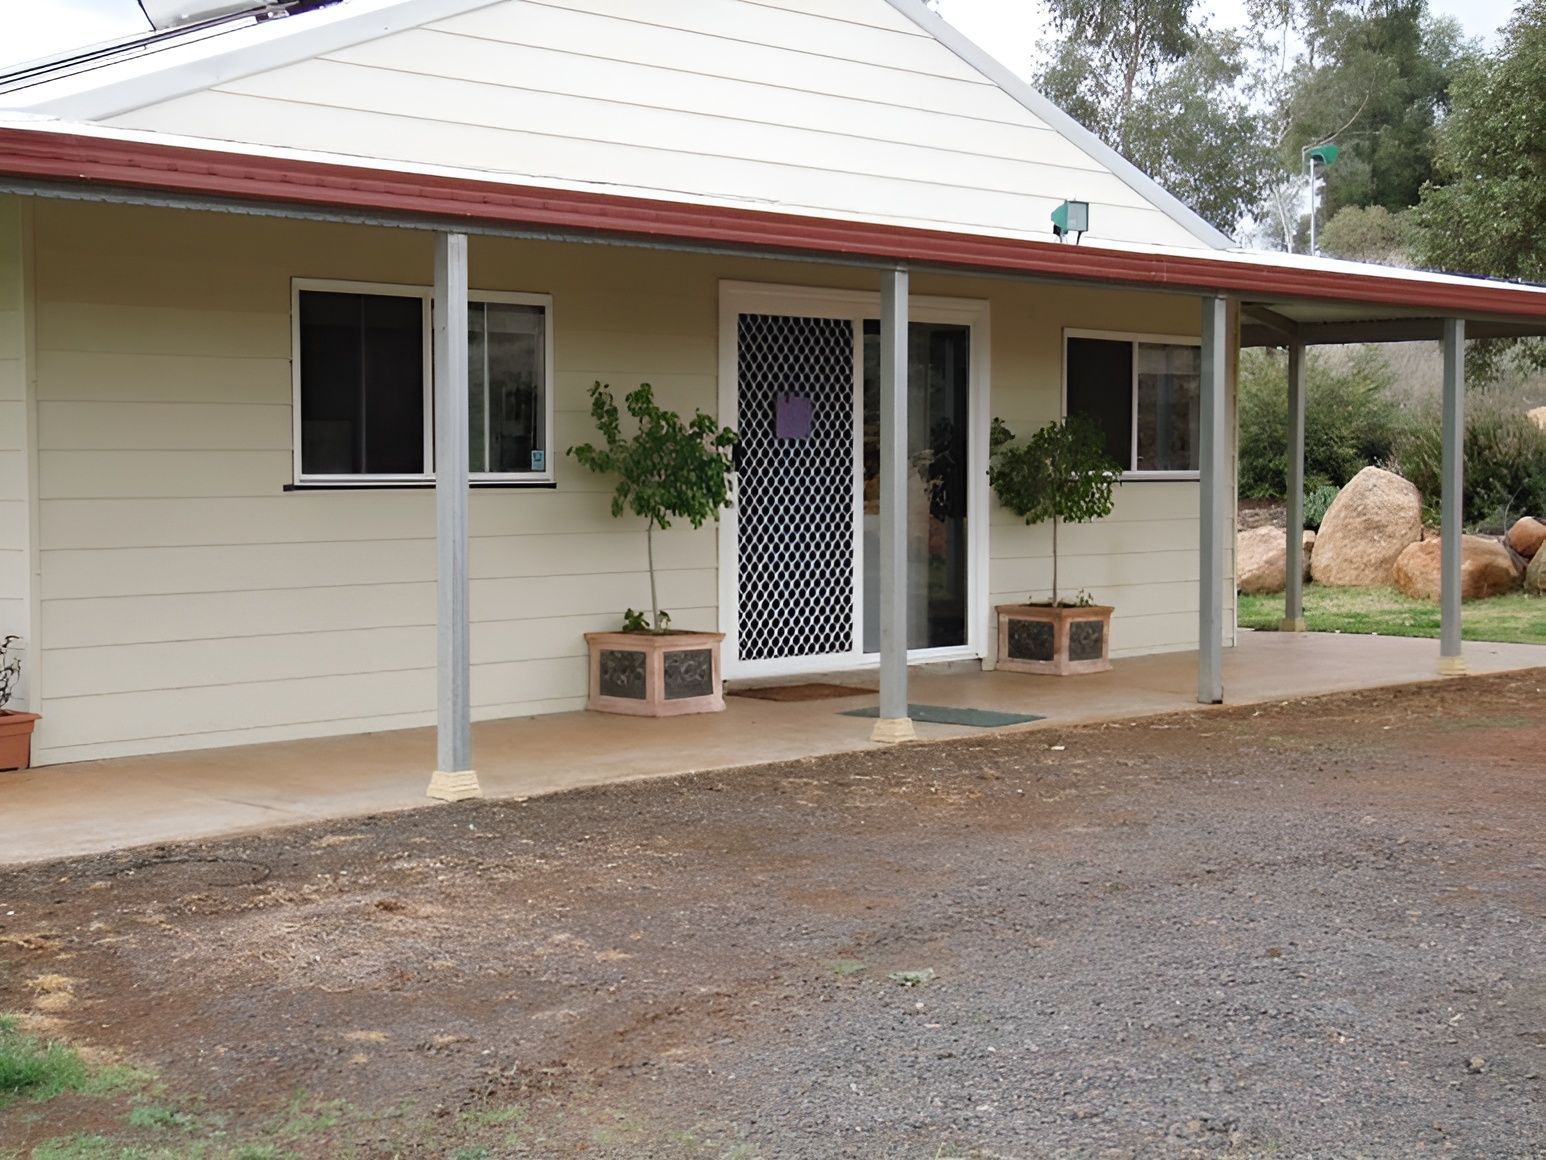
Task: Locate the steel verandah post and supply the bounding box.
[1198,296,1227,705]
[872,267,915,744]
[1439,317,1467,676]
[427,231,480,801]
[1283,340,1307,631]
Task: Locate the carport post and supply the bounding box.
[427,232,481,800]
[1198,296,1228,705]
[871,266,916,744]
[1282,340,1307,631]
[1439,317,1467,676]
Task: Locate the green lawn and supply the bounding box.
[1239,585,1546,645]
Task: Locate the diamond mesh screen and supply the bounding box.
[736,313,856,663]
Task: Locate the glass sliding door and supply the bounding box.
[861,320,971,654]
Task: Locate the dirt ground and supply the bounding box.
[3,671,1546,1159]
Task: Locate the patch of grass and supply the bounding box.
[230,1148,296,1160]
[0,1018,90,1103]
[1239,586,1546,645]
[128,1103,195,1131]
[29,1137,210,1160]
[450,1149,490,1160]
[270,1093,349,1138]
[459,1103,525,1128]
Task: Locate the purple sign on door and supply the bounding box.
[775,392,813,439]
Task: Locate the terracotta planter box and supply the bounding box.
[585,630,725,717]
[996,604,1114,676]
[0,711,40,771]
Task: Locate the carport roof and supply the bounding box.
[1,116,1545,339]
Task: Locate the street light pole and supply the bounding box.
[1305,147,1318,255]
[1302,142,1340,257]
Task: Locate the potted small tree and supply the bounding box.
[0,635,40,770]
[570,382,737,716]
[989,416,1122,675]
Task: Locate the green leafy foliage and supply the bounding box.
[1237,347,1400,498]
[1304,483,1340,530]
[988,416,1122,605]
[1319,204,1418,264]
[569,382,736,631]
[1276,2,1472,218]
[1413,0,1546,375]
[1389,391,1546,529]
[1035,1,1272,231]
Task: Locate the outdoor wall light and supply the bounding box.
[1051,200,1089,243]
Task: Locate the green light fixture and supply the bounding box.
[1051,199,1089,243]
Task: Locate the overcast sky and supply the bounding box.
[2,0,1525,74]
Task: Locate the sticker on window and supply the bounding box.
[530,449,546,472]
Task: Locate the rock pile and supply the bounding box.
[1392,535,1523,602]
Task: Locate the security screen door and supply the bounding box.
[733,310,972,671]
[735,313,858,663]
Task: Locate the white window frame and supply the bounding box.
[1062,327,1202,481]
[290,278,555,486]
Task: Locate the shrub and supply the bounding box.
[988,416,1122,606]
[568,382,737,632]
[1304,484,1340,531]
[1238,347,1400,499]
[1389,390,1546,530]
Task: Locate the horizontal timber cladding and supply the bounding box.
[70,0,1211,251]
[0,197,32,710]
[25,198,1229,763]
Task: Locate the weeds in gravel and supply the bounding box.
[823,958,867,976]
[458,1103,525,1128]
[127,1103,196,1131]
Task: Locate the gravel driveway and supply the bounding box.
[2,670,1544,1159]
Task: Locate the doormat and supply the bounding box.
[841,703,1044,728]
[730,683,877,702]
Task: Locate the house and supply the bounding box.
[1,0,1543,790]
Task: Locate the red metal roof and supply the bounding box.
[3,125,1546,325]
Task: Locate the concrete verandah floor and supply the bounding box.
[4,631,1544,866]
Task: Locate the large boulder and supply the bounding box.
[1310,466,1422,587]
[1506,516,1546,561]
[1237,526,1315,595]
[1528,547,1546,596]
[1392,535,1523,601]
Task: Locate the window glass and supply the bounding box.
[298,290,424,475]
[860,320,970,652]
[469,302,546,474]
[1136,342,1200,472]
[1065,337,1133,469]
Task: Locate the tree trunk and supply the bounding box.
[1052,515,1060,606]
[647,518,661,631]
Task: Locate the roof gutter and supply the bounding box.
[3,127,1545,324]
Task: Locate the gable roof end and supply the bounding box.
[883,0,1232,250]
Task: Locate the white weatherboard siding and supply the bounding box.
[30,199,1229,766]
[97,0,1212,251]
[0,197,34,709]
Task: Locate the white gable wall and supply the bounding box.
[90,0,1215,250]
